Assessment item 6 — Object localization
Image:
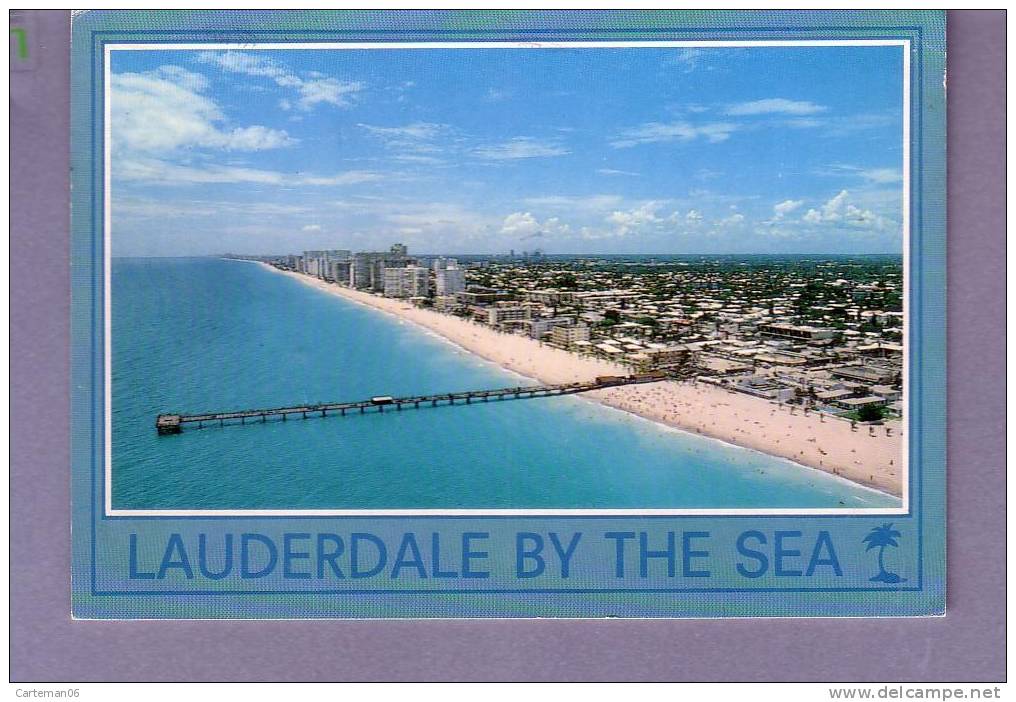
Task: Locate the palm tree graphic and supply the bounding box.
[863,523,906,583]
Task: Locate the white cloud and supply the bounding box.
[301,224,322,232]
[772,199,804,220]
[784,118,825,129]
[610,121,737,148]
[804,190,850,223]
[818,164,904,184]
[667,48,704,73]
[607,202,665,236]
[522,194,623,212]
[196,51,363,111]
[115,157,381,187]
[484,88,510,102]
[824,112,898,137]
[358,122,451,162]
[859,168,903,184]
[502,199,723,241]
[596,168,640,177]
[152,64,209,92]
[196,52,289,80]
[115,197,317,221]
[500,212,571,240]
[374,202,498,246]
[219,125,296,151]
[299,171,383,186]
[801,190,892,230]
[473,137,569,160]
[359,122,448,142]
[725,98,827,116]
[111,67,295,154]
[292,77,363,110]
[391,154,444,165]
[500,212,540,237]
[715,212,746,227]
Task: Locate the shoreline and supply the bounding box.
[255,262,903,499]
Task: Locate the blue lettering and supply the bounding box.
[391,533,427,579]
[316,534,344,579]
[605,532,635,577]
[549,532,582,579]
[198,533,233,580]
[639,531,676,577]
[516,532,545,578]
[430,533,457,578]
[241,533,278,578]
[350,533,386,578]
[774,530,803,577]
[461,532,489,579]
[128,533,156,580]
[283,533,311,579]
[736,531,769,578]
[682,531,711,577]
[806,531,843,576]
[158,533,194,579]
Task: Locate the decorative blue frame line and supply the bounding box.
[75,18,939,608]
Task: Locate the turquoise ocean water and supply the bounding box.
[111,258,900,510]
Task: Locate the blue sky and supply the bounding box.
[109,45,905,256]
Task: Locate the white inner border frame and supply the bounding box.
[103,40,911,517]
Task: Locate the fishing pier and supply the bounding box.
[155,374,666,435]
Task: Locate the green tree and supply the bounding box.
[857,404,885,422]
[554,272,578,290]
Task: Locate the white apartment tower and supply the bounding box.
[436,265,465,296]
[384,266,431,298]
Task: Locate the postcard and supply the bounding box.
[70,10,946,618]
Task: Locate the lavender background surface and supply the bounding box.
[10,10,1004,681]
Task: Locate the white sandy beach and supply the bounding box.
[265,264,903,498]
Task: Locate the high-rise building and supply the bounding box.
[301,249,351,279]
[329,260,351,284]
[302,250,325,277]
[383,267,406,297]
[384,266,430,298]
[351,252,376,289]
[404,266,430,298]
[436,265,465,296]
[431,257,458,272]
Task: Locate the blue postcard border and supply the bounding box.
[70,11,946,617]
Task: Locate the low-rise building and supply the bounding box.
[733,376,797,403]
[758,323,836,341]
[488,305,529,326]
[528,316,574,339]
[551,323,590,347]
[433,295,462,313]
[831,365,896,384]
[835,396,887,410]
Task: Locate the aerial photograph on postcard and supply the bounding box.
[108,43,907,512]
